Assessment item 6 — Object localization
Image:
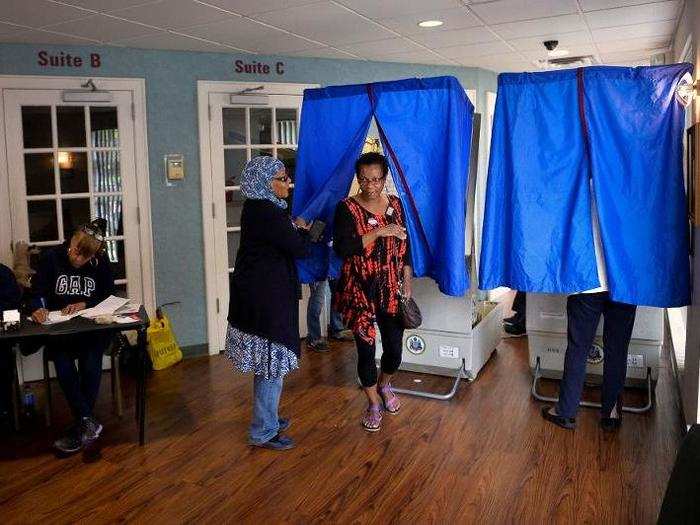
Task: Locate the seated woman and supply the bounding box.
[225,156,312,451]
[30,219,114,455]
[333,152,413,432]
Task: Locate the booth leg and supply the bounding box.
[358,359,466,401]
[531,357,652,414]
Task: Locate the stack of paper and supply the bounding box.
[34,310,82,325]
[48,310,82,323]
[31,296,136,325]
[80,296,131,319]
[115,301,141,315]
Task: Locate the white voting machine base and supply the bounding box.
[376,279,503,400]
[373,113,504,400]
[526,293,664,413]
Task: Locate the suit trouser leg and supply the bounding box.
[600,300,637,416]
[556,292,606,419]
[512,291,526,316]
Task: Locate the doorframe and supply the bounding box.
[197,80,317,354]
[0,74,156,314]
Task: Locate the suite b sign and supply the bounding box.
[37,50,101,68]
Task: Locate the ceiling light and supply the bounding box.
[548,49,570,58]
[418,20,443,28]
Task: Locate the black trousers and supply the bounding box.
[48,333,112,421]
[0,344,14,415]
[512,290,526,315]
[556,292,637,418]
[355,311,404,388]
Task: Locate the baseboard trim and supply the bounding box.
[181,344,209,359]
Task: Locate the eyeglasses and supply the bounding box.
[273,175,291,183]
[358,176,385,185]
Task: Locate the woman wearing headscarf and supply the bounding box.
[225,156,311,450]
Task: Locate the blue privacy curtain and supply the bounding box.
[584,65,692,307]
[479,69,599,294]
[293,76,474,296]
[479,63,693,307]
[292,84,373,281]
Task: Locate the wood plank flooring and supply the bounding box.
[0,332,683,524]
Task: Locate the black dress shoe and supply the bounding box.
[504,323,526,336]
[541,406,576,430]
[600,417,622,432]
[600,397,623,432]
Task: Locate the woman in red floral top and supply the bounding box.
[333,152,413,432]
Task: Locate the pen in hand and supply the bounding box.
[32,297,49,324]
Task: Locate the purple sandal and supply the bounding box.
[378,384,401,414]
[362,405,382,432]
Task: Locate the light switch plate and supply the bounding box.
[164,154,185,185]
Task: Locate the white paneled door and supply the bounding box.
[3,90,142,301]
[199,82,317,353]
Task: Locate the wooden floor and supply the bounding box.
[0,331,683,524]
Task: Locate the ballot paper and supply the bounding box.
[115,301,141,315]
[80,295,131,319]
[34,310,82,325]
[29,296,132,325]
[113,314,140,324]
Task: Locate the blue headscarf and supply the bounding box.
[241,156,287,209]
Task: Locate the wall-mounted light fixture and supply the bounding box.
[62,78,113,103]
[57,151,72,169]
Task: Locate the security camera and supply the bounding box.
[543,40,559,51]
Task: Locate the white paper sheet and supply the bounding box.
[80,295,131,319]
[34,310,82,325]
[115,302,141,315]
[29,296,132,324]
[113,314,140,324]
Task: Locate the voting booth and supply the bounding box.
[293,77,502,398]
[376,114,503,399]
[479,64,692,412]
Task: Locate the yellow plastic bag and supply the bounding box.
[147,313,183,370]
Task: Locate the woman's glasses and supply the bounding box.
[358,176,385,185]
[273,175,291,183]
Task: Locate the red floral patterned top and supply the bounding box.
[332,195,411,343]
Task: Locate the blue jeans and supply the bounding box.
[49,333,112,420]
[250,374,286,444]
[556,292,637,418]
[307,280,344,342]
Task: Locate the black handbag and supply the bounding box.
[396,250,422,329]
[398,292,422,329]
[384,206,422,330]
